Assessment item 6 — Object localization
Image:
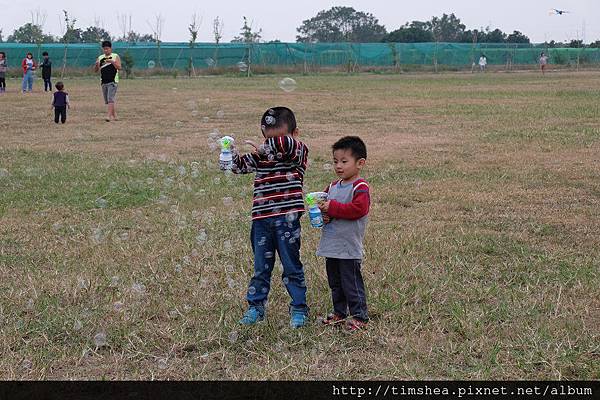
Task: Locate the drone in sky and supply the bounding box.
[549,8,571,16]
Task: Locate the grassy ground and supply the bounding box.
[0,71,599,380]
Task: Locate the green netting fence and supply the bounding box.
[1,42,599,71]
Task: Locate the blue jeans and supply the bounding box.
[247,214,308,314]
[22,70,34,92]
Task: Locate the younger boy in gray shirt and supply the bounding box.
[317,136,370,332]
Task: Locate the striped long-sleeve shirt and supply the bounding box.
[232,135,309,220]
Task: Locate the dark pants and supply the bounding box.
[246,214,308,314]
[326,258,368,321]
[43,77,52,91]
[54,106,67,124]
[0,77,5,90]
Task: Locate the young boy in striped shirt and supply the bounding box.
[233,107,310,328]
[317,136,370,332]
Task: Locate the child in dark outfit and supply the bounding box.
[41,51,52,92]
[51,82,70,124]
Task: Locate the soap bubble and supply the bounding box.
[223,240,233,251]
[228,331,239,343]
[205,58,216,67]
[225,264,234,273]
[131,282,146,295]
[0,168,9,178]
[52,222,63,231]
[174,263,182,273]
[323,163,332,171]
[113,301,125,312]
[77,277,89,290]
[109,276,120,287]
[237,62,248,72]
[202,117,210,123]
[222,197,234,207]
[90,227,105,244]
[94,332,107,347]
[178,165,187,176]
[282,277,289,285]
[21,359,33,370]
[175,121,183,128]
[285,212,297,223]
[191,110,199,117]
[216,110,225,119]
[95,198,108,209]
[73,320,83,331]
[25,298,34,310]
[147,60,156,69]
[196,229,208,243]
[278,77,297,92]
[227,277,236,289]
[157,358,168,370]
[248,286,256,295]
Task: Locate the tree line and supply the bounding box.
[1,7,600,48]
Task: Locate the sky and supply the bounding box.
[1,0,598,43]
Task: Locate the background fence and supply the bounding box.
[1,42,599,71]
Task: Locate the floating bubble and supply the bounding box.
[222,197,234,207]
[278,77,297,92]
[323,163,332,171]
[77,277,89,290]
[202,117,210,123]
[175,121,183,128]
[225,264,234,273]
[21,359,33,370]
[109,276,120,287]
[52,222,63,231]
[174,263,182,273]
[282,277,289,285]
[90,228,105,244]
[237,62,248,72]
[0,168,9,178]
[213,177,221,185]
[131,282,146,295]
[191,110,199,117]
[157,358,168,370]
[178,165,187,176]
[223,240,233,251]
[113,301,125,312]
[73,319,83,331]
[285,212,297,223]
[146,177,154,185]
[118,232,129,241]
[25,298,34,310]
[147,60,156,69]
[182,256,191,265]
[196,229,208,244]
[216,110,225,119]
[284,232,291,238]
[248,286,256,295]
[94,332,107,347]
[205,58,216,67]
[228,331,239,343]
[95,198,108,209]
[261,287,268,293]
[227,277,236,289]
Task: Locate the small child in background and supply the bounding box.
[51,82,70,124]
[317,136,371,332]
[41,51,52,92]
[0,52,7,93]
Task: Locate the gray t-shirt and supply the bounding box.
[316,179,369,260]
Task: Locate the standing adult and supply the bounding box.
[478,54,487,72]
[41,51,52,92]
[94,41,121,122]
[21,52,37,93]
[539,52,549,75]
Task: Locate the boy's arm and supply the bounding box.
[324,182,370,220]
[66,95,70,108]
[262,136,308,167]
[113,55,122,71]
[231,150,259,174]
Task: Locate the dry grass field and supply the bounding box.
[0,71,599,380]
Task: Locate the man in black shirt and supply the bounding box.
[94,41,121,122]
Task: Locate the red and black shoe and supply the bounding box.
[344,318,368,332]
[321,313,345,326]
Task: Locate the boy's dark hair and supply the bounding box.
[332,136,367,160]
[26,52,33,56]
[101,40,112,48]
[55,81,64,91]
[42,51,48,56]
[0,51,6,57]
[261,107,297,134]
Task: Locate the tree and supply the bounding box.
[568,39,584,48]
[81,26,111,43]
[188,13,201,76]
[482,28,507,43]
[0,29,3,43]
[506,30,530,44]
[231,16,262,43]
[147,14,165,67]
[382,22,433,43]
[428,13,466,42]
[589,40,600,48]
[7,23,54,43]
[296,6,386,43]
[212,16,224,67]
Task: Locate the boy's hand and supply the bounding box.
[318,200,330,213]
[244,140,258,153]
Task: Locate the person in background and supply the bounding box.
[41,51,52,92]
[94,41,121,122]
[21,52,37,93]
[539,52,549,75]
[478,54,487,72]
[0,52,7,93]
